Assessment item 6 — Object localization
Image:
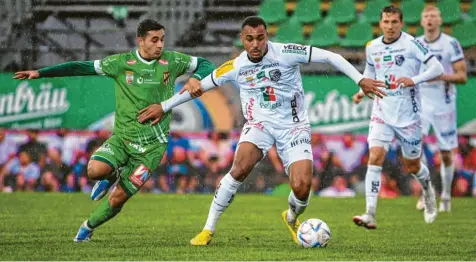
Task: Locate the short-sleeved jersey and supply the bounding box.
[366,32,434,127]
[210,41,311,129]
[416,33,464,112]
[94,49,197,144]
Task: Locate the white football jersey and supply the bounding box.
[417,33,464,113]
[366,32,434,127]
[211,41,311,128]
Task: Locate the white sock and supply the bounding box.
[365,165,382,216]
[203,173,241,232]
[286,191,310,224]
[440,163,454,200]
[412,163,430,192]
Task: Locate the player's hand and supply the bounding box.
[13,70,40,80]
[179,78,203,98]
[352,92,365,104]
[137,104,164,126]
[358,78,387,100]
[396,77,415,88]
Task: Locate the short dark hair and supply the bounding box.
[241,16,267,30]
[380,5,403,21]
[137,18,165,38]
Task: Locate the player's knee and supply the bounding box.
[368,149,385,166]
[441,151,452,166]
[87,160,112,180]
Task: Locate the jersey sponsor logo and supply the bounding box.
[246,76,254,82]
[291,95,300,122]
[129,164,150,187]
[290,137,311,147]
[246,98,255,120]
[384,74,398,89]
[383,55,392,62]
[440,130,456,137]
[395,55,405,66]
[371,116,385,124]
[96,143,114,155]
[127,60,137,65]
[159,59,169,65]
[269,69,281,82]
[450,40,462,55]
[216,59,234,78]
[128,141,146,153]
[125,71,134,84]
[412,40,429,54]
[389,48,405,54]
[282,44,308,55]
[410,88,418,113]
[261,63,279,69]
[163,72,171,85]
[257,71,265,79]
[374,57,380,62]
[239,68,259,76]
[141,68,155,76]
[260,87,282,109]
[137,77,144,84]
[399,137,421,146]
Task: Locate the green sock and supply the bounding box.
[87,199,122,229]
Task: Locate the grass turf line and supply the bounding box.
[1,193,475,260]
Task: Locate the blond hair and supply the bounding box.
[422,5,441,15]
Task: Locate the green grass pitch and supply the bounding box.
[1,193,475,260]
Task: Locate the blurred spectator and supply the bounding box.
[319,176,355,198]
[312,134,345,190]
[198,131,234,173]
[73,139,102,193]
[18,129,47,168]
[379,173,400,198]
[0,128,17,167]
[0,149,40,192]
[326,132,366,173]
[40,148,73,192]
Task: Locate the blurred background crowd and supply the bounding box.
[1,128,475,198]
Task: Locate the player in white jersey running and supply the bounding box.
[415,6,467,213]
[351,6,444,229]
[138,16,386,245]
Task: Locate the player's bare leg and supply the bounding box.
[74,184,129,242]
[404,157,437,223]
[283,159,313,244]
[353,146,386,229]
[89,160,120,201]
[439,150,454,212]
[190,142,263,246]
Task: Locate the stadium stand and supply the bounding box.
[0,0,475,74]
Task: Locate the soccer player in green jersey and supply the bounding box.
[13,19,215,242]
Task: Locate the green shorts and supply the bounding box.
[90,135,167,197]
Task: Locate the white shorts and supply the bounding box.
[368,116,422,160]
[238,121,313,175]
[421,110,457,151]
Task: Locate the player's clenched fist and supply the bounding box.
[137,104,164,126]
[357,78,387,100]
[179,78,203,98]
[13,70,40,80]
[395,77,415,88]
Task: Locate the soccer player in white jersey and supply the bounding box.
[351,6,444,229]
[138,16,386,245]
[415,6,467,212]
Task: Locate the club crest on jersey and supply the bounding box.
[395,55,405,66]
[163,72,171,85]
[125,71,134,84]
[129,164,150,187]
[127,60,137,65]
[269,69,281,82]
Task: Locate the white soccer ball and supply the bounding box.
[297,218,331,248]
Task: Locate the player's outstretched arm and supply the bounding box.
[137,75,217,126]
[179,57,216,98]
[13,61,98,80]
[309,47,386,99]
[397,56,443,87]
